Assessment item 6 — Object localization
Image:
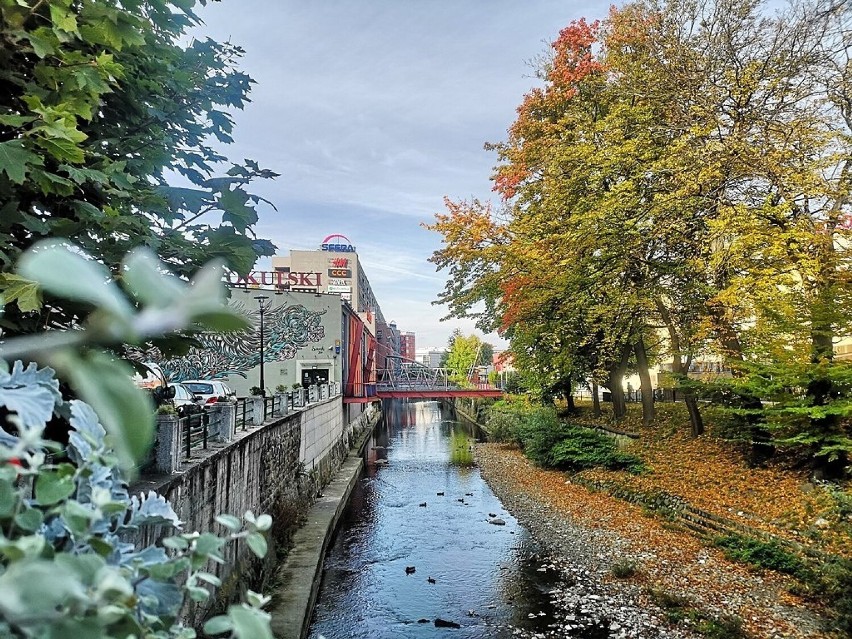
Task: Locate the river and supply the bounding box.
[307,400,559,638]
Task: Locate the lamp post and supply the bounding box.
[254,295,269,396]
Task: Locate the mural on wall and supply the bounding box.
[131,301,327,381]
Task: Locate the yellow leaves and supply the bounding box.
[572,402,850,558]
[476,440,825,638]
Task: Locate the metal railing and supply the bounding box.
[231,383,341,431]
[179,411,210,459]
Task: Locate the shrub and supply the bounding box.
[486,402,645,473]
[0,363,273,638]
[694,614,748,639]
[485,402,527,443]
[798,557,852,634]
[0,243,275,637]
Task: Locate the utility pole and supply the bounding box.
[254,295,269,396]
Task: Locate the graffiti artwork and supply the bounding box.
[132,302,327,381]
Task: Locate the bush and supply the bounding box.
[0,363,273,638]
[485,401,528,443]
[694,614,748,639]
[486,402,645,473]
[0,243,275,637]
[797,557,852,634]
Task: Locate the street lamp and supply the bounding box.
[254,295,269,396]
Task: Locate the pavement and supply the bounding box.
[268,425,373,639]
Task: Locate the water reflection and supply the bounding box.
[307,400,557,638]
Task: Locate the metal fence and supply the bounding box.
[179,411,209,459]
[232,382,342,432]
[573,388,679,403]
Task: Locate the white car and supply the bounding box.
[168,383,204,416]
[181,380,237,405]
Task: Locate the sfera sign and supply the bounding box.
[321,233,356,252]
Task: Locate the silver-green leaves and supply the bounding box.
[0,240,249,471]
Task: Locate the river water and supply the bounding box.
[307,400,560,639]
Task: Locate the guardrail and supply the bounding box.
[151,382,343,475]
[179,411,210,460]
[233,382,341,431]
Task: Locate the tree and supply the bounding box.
[444,331,485,387]
[0,0,277,339]
[428,0,852,468]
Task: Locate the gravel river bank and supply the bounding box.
[475,443,833,639]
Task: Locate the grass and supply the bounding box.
[449,431,474,466]
[712,534,805,576]
[646,587,749,638]
[610,558,639,578]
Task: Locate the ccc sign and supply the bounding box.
[328,268,351,278]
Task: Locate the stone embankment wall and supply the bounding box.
[129,398,381,627]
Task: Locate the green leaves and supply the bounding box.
[0,361,61,429]
[0,358,276,638]
[1,0,278,340]
[19,240,132,320]
[51,351,153,471]
[246,532,267,559]
[0,141,43,184]
[35,465,77,505]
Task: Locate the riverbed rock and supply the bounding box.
[489,517,506,526]
[434,618,461,628]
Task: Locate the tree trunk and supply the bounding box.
[608,345,631,421]
[807,263,844,478]
[634,337,655,427]
[564,379,576,413]
[684,393,704,437]
[591,381,601,418]
[656,300,703,436]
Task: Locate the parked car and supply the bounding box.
[131,362,174,406]
[169,383,204,417]
[181,380,237,405]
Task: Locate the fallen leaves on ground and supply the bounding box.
[476,441,837,638]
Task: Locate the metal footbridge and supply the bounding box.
[345,357,504,402]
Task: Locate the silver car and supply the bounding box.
[181,380,237,405]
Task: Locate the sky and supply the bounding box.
[193,0,610,349]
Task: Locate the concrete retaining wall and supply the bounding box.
[129,397,380,627]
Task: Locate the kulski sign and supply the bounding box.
[321,233,356,252]
[225,270,321,288]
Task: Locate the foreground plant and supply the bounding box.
[0,364,273,638]
[0,242,274,637]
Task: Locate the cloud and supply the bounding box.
[193,0,609,346]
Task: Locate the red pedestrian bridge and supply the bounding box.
[344,363,504,403]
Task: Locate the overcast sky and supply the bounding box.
[195,0,610,349]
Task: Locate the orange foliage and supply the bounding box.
[477,443,832,638]
[570,402,851,559]
[550,18,604,88]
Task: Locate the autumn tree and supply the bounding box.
[429,0,852,472]
[0,0,277,341]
